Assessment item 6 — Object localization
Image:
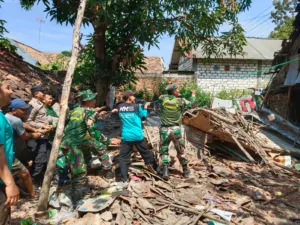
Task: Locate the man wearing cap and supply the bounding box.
[57,89,119,183]
[112,90,158,182]
[5,98,43,198]
[0,80,19,225]
[73,91,83,109]
[155,84,196,180]
[26,85,53,186]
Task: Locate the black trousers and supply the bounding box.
[119,139,156,181]
[27,139,51,185]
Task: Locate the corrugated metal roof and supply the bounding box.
[193,38,283,60]
[8,39,39,66]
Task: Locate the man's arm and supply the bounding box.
[26,106,44,129]
[0,145,19,206]
[23,123,48,135]
[85,111,110,146]
[13,120,41,141]
[138,104,148,118]
[183,90,197,109]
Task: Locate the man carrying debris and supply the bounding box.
[57,90,119,184]
[5,98,43,198]
[0,80,19,225]
[112,90,158,182]
[156,84,196,180]
[26,85,53,186]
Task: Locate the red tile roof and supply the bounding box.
[13,40,60,65]
[0,47,64,101]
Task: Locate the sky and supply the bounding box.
[1,0,276,67]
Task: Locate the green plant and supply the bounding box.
[179,82,211,107]
[143,84,152,101]
[269,0,296,39]
[123,83,136,91]
[135,90,144,99]
[0,0,17,53]
[152,78,168,101]
[216,89,253,100]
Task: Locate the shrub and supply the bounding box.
[123,83,136,91]
[179,82,211,107]
[216,89,253,100]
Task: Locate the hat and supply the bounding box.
[31,85,45,94]
[166,84,178,92]
[122,90,136,100]
[81,89,97,101]
[8,98,31,111]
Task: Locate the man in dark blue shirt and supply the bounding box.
[113,90,158,182]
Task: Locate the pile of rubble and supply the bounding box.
[13,108,300,225]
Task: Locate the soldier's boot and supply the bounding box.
[182,164,190,179]
[162,165,169,180]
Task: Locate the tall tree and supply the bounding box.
[269,0,297,39]
[36,0,87,212]
[20,0,252,104]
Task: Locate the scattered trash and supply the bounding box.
[208,220,226,225]
[195,205,233,222]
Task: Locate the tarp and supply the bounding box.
[284,55,300,86]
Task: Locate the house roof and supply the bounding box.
[136,56,164,74]
[169,38,283,70]
[0,47,64,101]
[11,39,60,66]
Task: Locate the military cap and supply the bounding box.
[31,85,46,94]
[81,89,97,101]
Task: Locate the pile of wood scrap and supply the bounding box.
[183,108,300,176]
[57,153,300,225]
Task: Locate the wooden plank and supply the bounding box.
[232,136,255,162]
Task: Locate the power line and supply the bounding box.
[242,14,271,31]
[247,17,271,33]
[240,5,273,23]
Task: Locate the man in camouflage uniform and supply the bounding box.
[156,84,196,180]
[56,90,114,184]
[73,91,83,109]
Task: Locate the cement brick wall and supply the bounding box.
[178,56,193,71]
[194,59,272,93]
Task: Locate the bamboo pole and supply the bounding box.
[36,0,87,212]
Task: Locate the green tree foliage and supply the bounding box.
[0,0,17,53]
[40,51,71,71]
[269,0,297,39]
[19,0,252,104]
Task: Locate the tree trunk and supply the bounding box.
[36,0,87,212]
[96,77,110,106]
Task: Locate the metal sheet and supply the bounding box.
[251,107,300,147]
[284,55,300,86]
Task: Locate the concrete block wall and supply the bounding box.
[195,59,272,93]
[178,56,193,71]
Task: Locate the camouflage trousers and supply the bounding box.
[160,126,188,166]
[56,139,112,182]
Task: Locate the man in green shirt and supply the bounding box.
[156,84,196,180]
[56,90,118,184]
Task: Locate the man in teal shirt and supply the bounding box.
[113,90,158,182]
[0,80,19,225]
